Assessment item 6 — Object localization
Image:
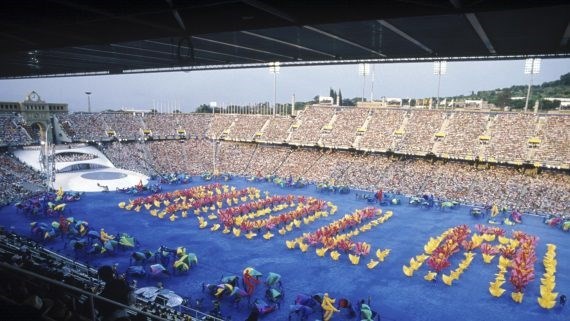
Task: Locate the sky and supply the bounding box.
[1,58,569,112]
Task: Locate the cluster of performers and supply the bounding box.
[116,179,162,194]
[151,173,193,185]
[246,173,308,189]
[15,188,82,217]
[198,267,381,321]
[289,294,380,321]
[127,245,198,278]
[29,213,139,259]
[470,204,523,225]
[200,267,283,320]
[543,214,570,232]
[356,190,403,206]
[316,179,349,194]
[202,171,233,182]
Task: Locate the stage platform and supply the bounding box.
[53,168,148,192]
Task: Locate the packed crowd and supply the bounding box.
[0,152,46,206]
[226,115,269,141]
[146,139,212,175]
[2,107,569,214]
[216,141,257,175]
[485,113,537,162]
[0,115,32,146]
[435,112,488,158]
[321,108,369,148]
[359,109,406,151]
[533,115,570,164]
[95,139,570,215]
[395,110,446,155]
[22,108,566,166]
[257,116,294,143]
[100,141,151,175]
[288,107,336,145]
[54,152,97,163]
[57,113,107,141]
[99,113,144,139]
[208,115,235,139]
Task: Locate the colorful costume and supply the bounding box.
[321,293,339,321]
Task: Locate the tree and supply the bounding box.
[560,73,570,86]
[195,104,212,113]
[495,89,512,107]
[342,98,356,106]
[541,99,561,110]
[338,89,343,106]
[329,88,337,103]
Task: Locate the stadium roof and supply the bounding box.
[1,0,569,79]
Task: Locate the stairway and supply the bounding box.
[477,114,495,159]
[220,121,235,139]
[527,116,547,161]
[391,111,410,151]
[258,118,272,135]
[432,113,452,155]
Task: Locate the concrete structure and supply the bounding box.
[0,91,68,144]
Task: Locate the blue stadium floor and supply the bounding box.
[1,177,568,321]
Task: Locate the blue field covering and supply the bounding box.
[1,176,568,321]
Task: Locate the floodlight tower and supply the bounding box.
[524,58,541,112]
[358,63,370,102]
[269,62,280,116]
[433,61,447,109]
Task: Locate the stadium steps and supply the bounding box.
[220,121,236,139]
[258,118,272,135]
[477,114,496,158]
[285,123,297,142]
[527,116,547,161]
[391,111,410,151]
[431,113,452,155]
[353,114,373,148]
[138,114,147,132]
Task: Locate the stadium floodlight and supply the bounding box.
[85,91,92,113]
[433,61,447,109]
[524,58,541,112]
[269,62,280,116]
[358,63,370,102]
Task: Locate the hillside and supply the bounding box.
[449,72,570,110]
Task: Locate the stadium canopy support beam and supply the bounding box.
[243,0,385,58]
[192,36,297,61]
[303,26,386,58]
[145,40,266,63]
[464,13,496,54]
[48,0,180,34]
[4,53,570,79]
[109,44,226,63]
[561,22,570,47]
[72,46,175,64]
[377,20,433,54]
[241,31,337,59]
[450,0,496,55]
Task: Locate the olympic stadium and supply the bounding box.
[0,1,569,321]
